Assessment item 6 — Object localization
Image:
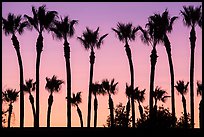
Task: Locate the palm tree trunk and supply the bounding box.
[77,105,83,127]
[149,46,158,122]
[8,103,13,128]
[11,34,24,127]
[163,35,176,124]
[200,99,203,128]
[94,96,98,127]
[190,26,196,128]
[29,93,36,127]
[125,98,130,127]
[124,42,135,128]
[36,33,43,127]
[87,48,95,127]
[182,95,188,128]
[138,102,144,120]
[109,94,115,128]
[47,93,53,127]
[64,40,71,127]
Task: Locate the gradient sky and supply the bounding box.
[2,2,202,127]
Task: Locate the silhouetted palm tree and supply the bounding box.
[24,5,58,127]
[112,22,139,127]
[181,5,202,128]
[68,92,83,127]
[45,75,64,127]
[50,16,78,127]
[78,27,108,127]
[2,89,19,128]
[197,81,203,128]
[2,13,29,127]
[23,79,36,127]
[101,78,118,128]
[125,84,131,127]
[134,87,146,120]
[175,80,189,128]
[91,82,106,127]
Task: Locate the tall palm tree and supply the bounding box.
[125,83,131,127]
[77,27,108,127]
[2,89,19,128]
[181,5,202,128]
[112,22,138,127]
[197,81,203,128]
[91,82,106,127]
[45,75,64,127]
[175,80,189,128]
[2,13,29,127]
[101,78,118,128]
[24,5,58,127]
[23,79,36,127]
[50,16,78,127]
[68,92,83,127]
[134,87,146,120]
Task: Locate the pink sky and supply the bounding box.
[2,2,202,127]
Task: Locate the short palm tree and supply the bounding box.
[112,22,139,127]
[181,5,202,128]
[2,89,19,128]
[23,79,36,127]
[101,78,118,128]
[2,13,29,127]
[45,75,64,127]
[197,81,203,128]
[24,5,58,127]
[67,92,83,127]
[50,16,78,127]
[77,27,108,127]
[175,80,189,128]
[91,82,106,127]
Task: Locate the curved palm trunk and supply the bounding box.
[8,103,13,128]
[163,35,176,124]
[109,94,115,128]
[182,95,188,128]
[94,95,98,127]
[149,46,158,122]
[11,34,24,127]
[29,93,36,127]
[125,98,130,127]
[36,33,43,127]
[47,93,53,127]
[189,26,196,128]
[87,48,95,127]
[64,40,72,127]
[76,105,83,127]
[125,42,135,128]
[138,101,144,120]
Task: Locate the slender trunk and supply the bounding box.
[200,99,203,128]
[94,95,98,127]
[36,33,43,127]
[163,35,176,125]
[64,40,71,127]
[124,42,135,128]
[109,94,115,128]
[47,93,53,127]
[149,46,158,122]
[77,105,83,127]
[182,94,188,128]
[87,48,95,127]
[11,34,24,127]
[8,103,13,128]
[138,101,143,120]
[190,26,196,128]
[29,93,36,127]
[125,98,130,127]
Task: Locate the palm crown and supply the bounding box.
[2,89,19,104]
[134,87,146,103]
[45,75,64,93]
[175,80,189,95]
[153,86,170,103]
[69,92,82,106]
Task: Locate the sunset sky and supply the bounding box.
[2,2,202,127]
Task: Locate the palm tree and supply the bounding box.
[68,92,83,127]
[77,27,108,127]
[2,89,19,128]
[91,82,106,127]
[125,83,131,127]
[112,22,138,127]
[24,5,58,127]
[2,13,29,127]
[101,78,118,128]
[197,81,203,128]
[175,80,189,128]
[50,16,78,127]
[134,87,146,120]
[181,5,202,128]
[23,79,36,127]
[45,75,64,127]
